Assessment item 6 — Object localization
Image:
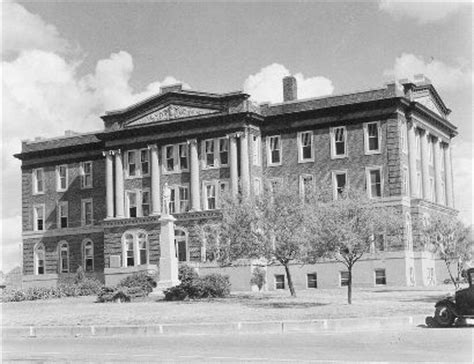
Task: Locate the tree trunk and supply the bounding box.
[347,265,353,305]
[283,263,296,297]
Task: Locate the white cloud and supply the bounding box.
[379,0,464,24]
[0,216,22,272]
[243,63,334,103]
[384,53,472,92]
[451,140,473,226]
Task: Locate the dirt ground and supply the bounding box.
[1,285,456,327]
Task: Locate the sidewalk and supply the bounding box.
[3,315,427,338]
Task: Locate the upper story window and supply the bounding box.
[126,191,138,218]
[32,168,44,194]
[80,161,93,189]
[332,170,347,200]
[331,127,346,158]
[400,122,408,154]
[203,180,229,210]
[81,198,93,226]
[58,201,68,228]
[202,138,229,169]
[298,131,314,162]
[267,135,282,166]
[126,189,150,218]
[59,241,69,273]
[83,240,94,273]
[366,166,382,198]
[56,165,68,191]
[163,143,188,173]
[252,135,261,166]
[168,185,190,214]
[364,122,381,154]
[125,149,150,178]
[33,204,45,231]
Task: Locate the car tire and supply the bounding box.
[434,304,455,327]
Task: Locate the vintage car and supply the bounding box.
[426,268,474,327]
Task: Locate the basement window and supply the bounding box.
[275,274,285,289]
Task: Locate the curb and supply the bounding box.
[2,315,427,338]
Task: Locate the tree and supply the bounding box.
[420,212,473,290]
[307,188,403,304]
[195,181,320,297]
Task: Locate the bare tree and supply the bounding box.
[307,188,402,304]
[420,212,473,290]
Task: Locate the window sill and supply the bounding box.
[267,163,282,167]
[162,170,189,175]
[364,150,381,155]
[330,155,347,160]
[298,159,315,164]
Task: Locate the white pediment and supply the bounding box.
[127,104,219,126]
[413,94,443,117]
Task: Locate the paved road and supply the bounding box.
[2,327,473,363]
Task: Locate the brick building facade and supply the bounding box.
[15,75,457,290]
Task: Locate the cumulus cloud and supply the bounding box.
[384,53,472,92]
[451,140,473,225]
[243,63,334,103]
[379,0,464,24]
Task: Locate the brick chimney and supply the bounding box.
[160,84,183,94]
[283,76,297,102]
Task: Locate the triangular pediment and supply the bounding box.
[126,104,219,126]
[413,94,443,117]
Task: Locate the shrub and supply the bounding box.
[199,274,231,298]
[163,285,189,301]
[179,265,199,285]
[118,272,157,296]
[250,266,266,291]
[96,286,134,303]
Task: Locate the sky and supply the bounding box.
[1,0,472,272]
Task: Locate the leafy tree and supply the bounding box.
[420,212,473,289]
[307,188,403,304]
[195,181,320,297]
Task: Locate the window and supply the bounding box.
[300,174,314,202]
[203,181,228,210]
[400,122,408,153]
[80,161,93,188]
[204,139,215,168]
[168,185,189,214]
[364,122,381,154]
[125,149,150,178]
[142,190,150,217]
[126,190,151,217]
[122,230,149,267]
[253,135,261,166]
[34,243,45,275]
[59,242,69,273]
[32,168,44,194]
[332,171,347,200]
[140,149,150,175]
[163,143,188,173]
[340,271,350,287]
[58,201,68,228]
[218,138,229,166]
[83,240,94,273]
[374,234,385,251]
[202,138,229,169]
[127,191,137,218]
[366,167,382,198]
[275,274,285,289]
[205,183,216,210]
[175,229,188,262]
[267,135,282,166]
[402,167,409,196]
[33,205,45,231]
[375,269,386,285]
[331,127,346,158]
[81,199,93,226]
[298,131,314,162]
[56,165,68,191]
[307,273,318,288]
[127,151,137,177]
[429,177,435,202]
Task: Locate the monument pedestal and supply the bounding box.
[154,214,180,293]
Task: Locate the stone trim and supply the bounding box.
[23,226,104,239]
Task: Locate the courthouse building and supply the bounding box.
[15,74,457,290]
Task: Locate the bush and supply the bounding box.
[96,286,136,303]
[199,274,231,298]
[118,272,157,296]
[179,265,199,285]
[250,266,266,291]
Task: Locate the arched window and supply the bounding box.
[35,243,45,275]
[83,240,94,272]
[59,241,69,273]
[122,230,149,267]
[174,228,188,262]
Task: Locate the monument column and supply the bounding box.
[419,129,430,200]
[229,134,239,197]
[433,138,443,204]
[444,143,454,208]
[240,129,250,197]
[188,139,201,211]
[407,122,417,197]
[114,149,125,218]
[103,150,114,219]
[149,144,161,215]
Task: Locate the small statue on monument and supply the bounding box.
[163,182,171,216]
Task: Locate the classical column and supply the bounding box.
[419,130,430,200]
[433,138,443,204]
[407,122,418,197]
[188,139,201,211]
[149,144,161,215]
[229,134,239,197]
[103,151,114,219]
[240,129,250,197]
[114,149,125,218]
[444,143,454,208]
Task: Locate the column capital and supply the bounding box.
[148,144,159,151]
[102,150,113,157]
[227,131,244,139]
[187,138,198,146]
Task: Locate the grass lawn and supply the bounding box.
[1,286,455,327]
